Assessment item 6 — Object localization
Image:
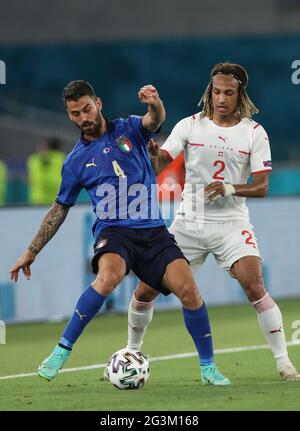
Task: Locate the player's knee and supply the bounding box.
[178,283,200,308]
[134,283,158,302]
[94,268,122,295]
[244,274,264,298]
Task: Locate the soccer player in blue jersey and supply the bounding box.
[9,80,229,384]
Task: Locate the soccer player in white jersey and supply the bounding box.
[126,62,300,382]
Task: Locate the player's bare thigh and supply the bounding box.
[134,259,203,308]
[92,252,126,296]
[162,258,203,309]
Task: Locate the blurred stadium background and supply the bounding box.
[0,1,300,409]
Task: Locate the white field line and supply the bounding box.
[0,340,299,381]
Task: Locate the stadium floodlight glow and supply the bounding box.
[0,320,6,344]
[0,60,6,85]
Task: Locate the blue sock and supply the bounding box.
[59,285,106,349]
[183,303,214,366]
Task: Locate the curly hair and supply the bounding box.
[199,63,258,119]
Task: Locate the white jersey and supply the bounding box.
[162,114,272,223]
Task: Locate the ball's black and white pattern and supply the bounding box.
[104,348,150,390]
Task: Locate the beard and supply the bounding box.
[77,112,102,136]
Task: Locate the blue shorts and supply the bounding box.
[91,225,188,296]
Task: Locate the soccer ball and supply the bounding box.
[104,348,150,390]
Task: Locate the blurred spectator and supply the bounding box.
[27,138,65,205]
[0,159,7,205]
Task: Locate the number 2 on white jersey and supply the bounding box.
[112,160,126,178]
[242,230,257,249]
[213,160,225,180]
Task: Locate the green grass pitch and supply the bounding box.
[0,298,300,411]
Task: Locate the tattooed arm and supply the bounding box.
[27,202,69,255]
[10,202,69,282]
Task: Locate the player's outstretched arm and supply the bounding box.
[139,85,166,132]
[148,138,172,175]
[9,202,70,282]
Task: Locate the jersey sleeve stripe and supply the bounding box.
[187,142,205,147]
[253,123,260,129]
[252,169,272,175]
[161,149,174,160]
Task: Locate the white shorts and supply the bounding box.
[169,218,261,272]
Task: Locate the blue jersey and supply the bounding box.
[56,115,164,240]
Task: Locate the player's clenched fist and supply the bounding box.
[205,181,235,201]
[138,85,160,105]
[205,181,225,201]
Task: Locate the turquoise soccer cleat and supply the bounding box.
[38,344,71,381]
[200,364,231,386]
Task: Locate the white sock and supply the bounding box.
[126,293,154,351]
[251,293,291,370]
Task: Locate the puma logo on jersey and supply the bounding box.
[270,327,282,334]
[218,136,227,143]
[75,309,87,320]
[85,158,97,168]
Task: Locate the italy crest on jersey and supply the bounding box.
[116,135,132,153]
